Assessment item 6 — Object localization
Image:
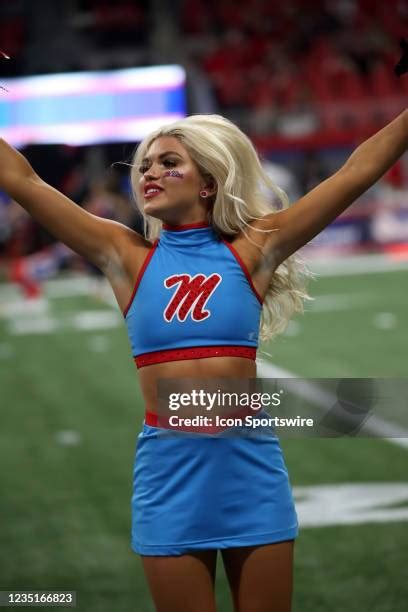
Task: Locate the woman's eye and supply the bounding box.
[138,160,176,174]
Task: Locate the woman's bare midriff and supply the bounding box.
[138,356,257,414]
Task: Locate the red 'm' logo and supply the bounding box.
[163,273,222,322]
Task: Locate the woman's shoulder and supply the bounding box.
[104,223,157,312]
[226,212,281,258]
[113,222,154,256]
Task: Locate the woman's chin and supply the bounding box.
[143,200,180,219]
[143,202,165,217]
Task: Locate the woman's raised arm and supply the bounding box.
[260,109,408,266]
[0,138,138,271]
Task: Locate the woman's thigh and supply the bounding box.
[221,540,295,612]
[141,549,218,612]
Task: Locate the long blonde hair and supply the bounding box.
[129,114,311,341]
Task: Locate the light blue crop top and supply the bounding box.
[123,222,263,368]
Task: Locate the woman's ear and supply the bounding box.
[204,178,217,197]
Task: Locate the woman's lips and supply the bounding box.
[144,190,164,200]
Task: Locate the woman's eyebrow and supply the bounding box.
[142,151,183,162]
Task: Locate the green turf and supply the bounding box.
[264,269,408,377]
[0,269,407,611]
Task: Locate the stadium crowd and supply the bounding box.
[179,0,407,134]
[0,0,407,292]
[1,0,407,132]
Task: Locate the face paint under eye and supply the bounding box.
[163,170,184,179]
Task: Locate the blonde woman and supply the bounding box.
[0,110,406,612]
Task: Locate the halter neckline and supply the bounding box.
[162,221,210,231]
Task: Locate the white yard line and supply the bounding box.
[256,355,408,450]
[305,293,371,311]
[294,483,408,526]
[7,311,121,334]
[309,253,408,276]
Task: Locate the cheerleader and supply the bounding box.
[0,110,406,612]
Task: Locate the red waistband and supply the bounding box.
[144,407,262,433]
[134,346,257,368]
[145,411,159,426]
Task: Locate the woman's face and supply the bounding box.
[138,136,210,222]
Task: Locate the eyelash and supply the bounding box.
[138,159,176,174]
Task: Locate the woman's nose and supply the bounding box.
[144,164,160,180]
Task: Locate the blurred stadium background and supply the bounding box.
[0,1,407,610]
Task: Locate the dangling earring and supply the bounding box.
[200,190,208,198]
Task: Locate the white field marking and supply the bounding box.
[44,275,95,297]
[256,354,408,450]
[0,275,118,306]
[373,312,397,330]
[71,310,121,330]
[294,483,408,527]
[7,310,121,335]
[284,320,301,336]
[45,275,119,307]
[87,335,110,352]
[0,297,50,318]
[308,253,408,276]
[9,316,58,335]
[305,293,371,312]
[89,281,118,308]
[0,285,21,302]
[55,430,81,446]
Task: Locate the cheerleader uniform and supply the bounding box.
[124,221,298,556]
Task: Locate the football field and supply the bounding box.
[0,263,407,611]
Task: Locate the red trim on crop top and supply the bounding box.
[123,239,159,317]
[221,239,263,305]
[162,221,210,231]
[134,346,256,368]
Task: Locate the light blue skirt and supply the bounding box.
[131,416,298,556]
